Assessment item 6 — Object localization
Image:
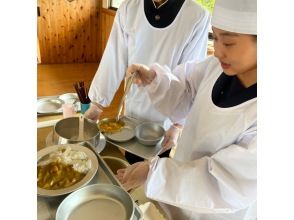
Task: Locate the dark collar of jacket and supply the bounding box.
[144,0,185,28]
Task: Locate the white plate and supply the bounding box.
[37,98,64,113]
[37,144,98,197]
[104,126,135,142]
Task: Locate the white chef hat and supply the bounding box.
[211,0,257,35]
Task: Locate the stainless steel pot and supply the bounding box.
[52,117,100,148]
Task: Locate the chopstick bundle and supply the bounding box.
[73,81,91,104]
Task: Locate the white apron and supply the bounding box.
[144,56,257,220]
[88,0,210,128]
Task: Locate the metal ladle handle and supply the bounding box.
[115,72,137,121]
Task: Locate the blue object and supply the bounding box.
[80,103,90,114]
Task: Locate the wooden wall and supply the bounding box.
[37,0,102,64]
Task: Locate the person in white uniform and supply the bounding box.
[85,0,210,162]
[116,0,257,219]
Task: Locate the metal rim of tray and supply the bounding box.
[37,97,65,114]
[45,131,107,154]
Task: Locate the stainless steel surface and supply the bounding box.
[102,156,129,175]
[53,117,100,148]
[105,126,135,142]
[56,184,134,220]
[37,142,143,220]
[116,72,137,121]
[38,95,80,116]
[135,122,165,146]
[37,144,99,197]
[106,117,164,159]
[46,131,107,154]
[37,98,64,114]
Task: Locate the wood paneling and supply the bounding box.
[37,0,101,64]
[37,62,124,119]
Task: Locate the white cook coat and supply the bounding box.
[88,0,210,128]
[144,56,257,220]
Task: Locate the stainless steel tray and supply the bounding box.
[105,117,163,159]
[37,95,80,116]
[37,142,143,220]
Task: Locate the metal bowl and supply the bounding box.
[98,118,125,133]
[56,184,135,220]
[135,122,165,146]
[102,156,129,175]
[53,117,100,148]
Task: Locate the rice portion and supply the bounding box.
[38,145,92,173]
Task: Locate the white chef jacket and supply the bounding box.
[88,0,210,128]
[144,56,257,220]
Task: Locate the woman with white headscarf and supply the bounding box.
[116,0,257,219]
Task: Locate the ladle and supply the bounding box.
[78,115,84,140]
[115,72,137,121]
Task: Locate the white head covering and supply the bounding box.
[211,0,257,35]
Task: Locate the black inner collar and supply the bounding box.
[144,0,185,28]
[212,72,257,108]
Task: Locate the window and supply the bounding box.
[109,0,215,11]
[195,0,215,14]
[110,0,125,9]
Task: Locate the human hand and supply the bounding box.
[83,103,103,122]
[161,124,183,150]
[126,64,156,86]
[116,161,149,191]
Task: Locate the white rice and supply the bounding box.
[38,146,91,173]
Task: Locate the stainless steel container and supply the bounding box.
[135,122,165,146]
[56,184,135,220]
[53,117,100,148]
[102,156,129,175]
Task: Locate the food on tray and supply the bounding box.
[37,146,91,190]
[99,120,124,133]
[37,161,86,190]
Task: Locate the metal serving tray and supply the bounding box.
[105,117,163,160]
[37,94,80,116]
[37,142,143,220]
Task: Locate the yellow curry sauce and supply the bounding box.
[99,120,124,133]
[37,161,86,190]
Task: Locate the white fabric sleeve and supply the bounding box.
[88,4,128,107]
[146,60,208,123]
[144,126,257,214]
[178,10,211,64]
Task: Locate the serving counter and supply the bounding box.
[37,114,168,220]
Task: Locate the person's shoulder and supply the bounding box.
[187,56,218,67]
[180,0,210,22]
[117,0,141,11]
[184,0,209,13]
[182,56,220,75]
